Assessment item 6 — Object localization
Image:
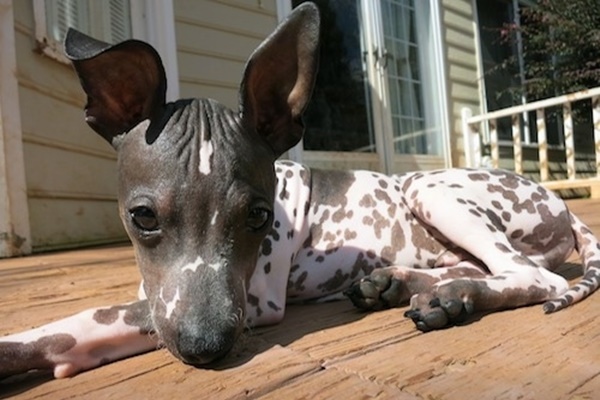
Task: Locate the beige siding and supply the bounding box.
[441,0,482,167]
[13,1,126,251]
[173,0,278,109]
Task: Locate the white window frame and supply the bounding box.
[33,0,179,101]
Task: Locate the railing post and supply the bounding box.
[592,96,600,198]
[489,119,499,169]
[461,107,480,168]
[536,109,548,182]
[512,114,523,175]
[563,102,576,180]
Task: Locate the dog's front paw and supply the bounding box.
[404,286,475,332]
[343,268,410,311]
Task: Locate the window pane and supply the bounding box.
[46,0,90,43]
[108,0,132,43]
[293,0,375,152]
[45,0,131,44]
[382,0,430,155]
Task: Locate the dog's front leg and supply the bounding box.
[0,300,156,379]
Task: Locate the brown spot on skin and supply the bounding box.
[501,211,512,222]
[261,238,272,256]
[247,293,262,317]
[344,229,357,241]
[92,300,154,333]
[323,231,337,242]
[363,216,374,226]
[487,184,536,214]
[467,172,490,181]
[511,229,524,239]
[0,333,77,377]
[387,203,397,218]
[290,271,308,292]
[264,262,271,274]
[485,209,506,232]
[385,221,406,258]
[279,178,290,201]
[350,253,375,279]
[285,170,293,179]
[332,208,353,223]
[469,209,482,217]
[317,269,350,292]
[491,200,503,210]
[310,169,355,210]
[520,207,573,255]
[268,227,280,242]
[372,210,390,239]
[359,194,376,208]
[410,220,446,261]
[495,243,512,253]
[375,189,392,204]
[267,301,281,311]
[299,169,310,187]
[512,254,536,266]
[378,179,389,189]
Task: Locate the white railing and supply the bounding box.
[462,86,600,196]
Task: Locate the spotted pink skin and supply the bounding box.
[2,1,600,381]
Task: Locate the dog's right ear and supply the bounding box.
[65,29,167,147]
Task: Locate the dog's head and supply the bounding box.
[65,3,319,365]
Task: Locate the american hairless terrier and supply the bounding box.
[1,3,598,379]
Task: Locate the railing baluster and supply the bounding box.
[563,102,575,180]
[512,114,523,175]
[461,87,600,194]
[593,96,600,178]
[489,118,499,169]
[536,109,548,182]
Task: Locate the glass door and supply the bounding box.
[289,0,449,174]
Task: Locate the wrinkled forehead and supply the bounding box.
[118,98,276,188]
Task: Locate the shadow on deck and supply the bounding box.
[1,199,599,399]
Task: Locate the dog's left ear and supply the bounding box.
[65,29,167,147]
[239,2,320,157]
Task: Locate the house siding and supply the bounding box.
[441,0,482,167]
[12,1,126,252]
[173,0,278,109]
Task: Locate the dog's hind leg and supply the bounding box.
[0,300,156,379]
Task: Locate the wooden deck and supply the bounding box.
[1,199,600,399]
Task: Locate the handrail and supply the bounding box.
[466,86,600,123]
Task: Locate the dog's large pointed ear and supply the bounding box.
[239,2,320,157]
[65,29,167,147]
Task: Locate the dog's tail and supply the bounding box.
[543,211,600,313]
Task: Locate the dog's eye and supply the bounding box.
[247,207,271,232]
[130,207,159,231]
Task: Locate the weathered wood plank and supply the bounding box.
[1,200,600,399]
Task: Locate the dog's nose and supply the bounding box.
[176,328,237,365]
